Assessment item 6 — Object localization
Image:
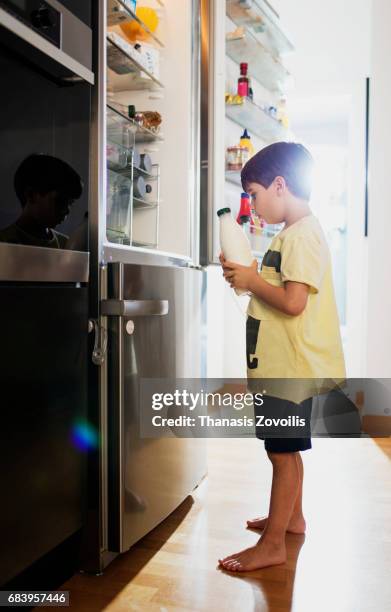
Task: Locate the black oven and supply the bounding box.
[0,0,94,587]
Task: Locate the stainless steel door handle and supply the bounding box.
[101,299,169,317]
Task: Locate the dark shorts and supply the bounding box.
[253,394,313,453]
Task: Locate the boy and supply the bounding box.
[0,154,83,248]
[218,142,345,572]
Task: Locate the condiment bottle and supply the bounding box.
[237,62,249,97]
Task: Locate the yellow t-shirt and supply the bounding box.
[246,214,346,402]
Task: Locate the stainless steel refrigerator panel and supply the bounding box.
[106,263,207,553]
[0,244,89,283]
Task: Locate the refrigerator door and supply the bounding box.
[200,0,226,266]
[103,0,201,264]
[105,263,207,553]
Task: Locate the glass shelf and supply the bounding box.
[107,34,164,92]
[107,104,164,145]
[225,98,287,141]
[112,164,158,181]
[132,240,156,248]
[133,197,159,209]
[225,170,243,186]
[226,0,293,57]
[107,0,164,48]
[226,28,291,94]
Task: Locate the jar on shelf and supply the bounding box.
[226,146,249,172]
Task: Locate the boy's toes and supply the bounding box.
[219,552,241,565]
[247,516,268,529]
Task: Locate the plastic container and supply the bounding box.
[217,207,254,296]
[133,176,147,199]
[106,170,132,244]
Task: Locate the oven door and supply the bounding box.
[0,0,93,276]
[0,0,94,84]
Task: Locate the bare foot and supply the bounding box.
[219,540,286,572]
[246,515,306,534]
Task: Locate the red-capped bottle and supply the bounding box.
[236,192,251,224]
[237,63,249,97]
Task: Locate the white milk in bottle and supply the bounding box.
[217,207,254,296]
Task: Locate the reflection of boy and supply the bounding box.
[0,154,83,249]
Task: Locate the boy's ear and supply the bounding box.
[274,176,286,195]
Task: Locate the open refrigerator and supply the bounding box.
[86,0,294,571]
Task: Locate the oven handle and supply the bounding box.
[101,299,169,317]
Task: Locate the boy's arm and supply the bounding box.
[221,257,309,316]
[249,274,309,316]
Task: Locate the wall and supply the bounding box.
[366,0,391,376]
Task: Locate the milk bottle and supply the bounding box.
[217,207,254,296]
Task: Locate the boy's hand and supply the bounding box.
[223,259,258,291]
[219,252,230,274]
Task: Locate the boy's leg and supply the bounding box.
[247,452,306,533]
[219,451,300,572]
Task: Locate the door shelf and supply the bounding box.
[112,165,158,182]
[107,104,164,145]
[132,239,157,248]
[107,0,164,48]
[226,0,294,57]
[226,28,291,94]
[133,197,159,209]
[107,35,164,92]
[107,228,131,245]
[226,98,287,141]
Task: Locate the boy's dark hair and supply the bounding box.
[14,154,83,207]
[241,142,314,200]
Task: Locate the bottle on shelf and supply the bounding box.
[236,192,251,224]
[239,128,255,157]
[237,62,250,97]
[217,207,254,296]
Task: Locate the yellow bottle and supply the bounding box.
[239,129,254,157]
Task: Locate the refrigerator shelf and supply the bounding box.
[132,239,157,248]
[107,36,164,92]
[106,228,131,245]
[111,165,158,181]
[226,0,294,57]
[226,27,291,94]
[225,99,287,141]
[133,197,159,209]
[225,170,242,186]
[107,104,164,145]
[107,0,165,48]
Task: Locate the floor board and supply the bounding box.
[61,438,391,611]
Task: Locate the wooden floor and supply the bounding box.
[62,438,391,611]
